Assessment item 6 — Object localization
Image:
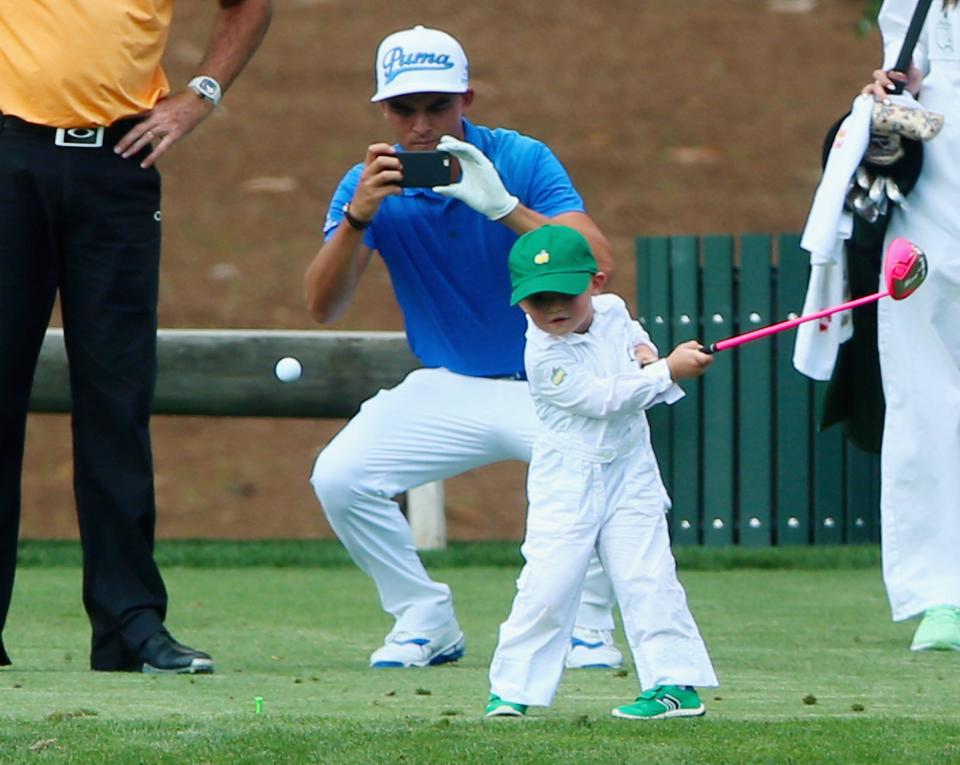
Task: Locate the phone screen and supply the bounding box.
[396,150,452,188]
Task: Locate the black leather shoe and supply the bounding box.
[139,630,214,674]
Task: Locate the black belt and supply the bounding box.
[479,371,527,381]
[0,114,142,149]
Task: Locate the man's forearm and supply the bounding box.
[196,0,273,90]
[498,203,551,236]
[304,226,373,324]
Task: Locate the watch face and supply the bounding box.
[190,77,221,102]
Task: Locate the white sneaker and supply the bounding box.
[369,621,466,668]
[565,627,624,669]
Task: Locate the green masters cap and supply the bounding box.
[508,225,598,305]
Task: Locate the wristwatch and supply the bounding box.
[187,76,223,106]
[343,204,371,230]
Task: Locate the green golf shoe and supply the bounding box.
[911,605,960,652]
[612,685,706,720]
[484,694,527,718]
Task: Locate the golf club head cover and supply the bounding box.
[871,100,944,142]
[432,135,519,221]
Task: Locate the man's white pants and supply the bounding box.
[309,368,615,633]
[879,213,960,621]
[489,441,717,707]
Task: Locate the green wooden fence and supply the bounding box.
[636,233,881,546]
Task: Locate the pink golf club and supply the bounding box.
[700,238,928,354]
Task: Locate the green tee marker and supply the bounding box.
[254,696,263,714]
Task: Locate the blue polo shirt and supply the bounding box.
[323,119,585,377]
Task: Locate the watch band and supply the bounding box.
[343,204,371,230]
[187,76,223,106]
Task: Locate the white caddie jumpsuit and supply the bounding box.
[876,0,960,621]
[488,294,718,707]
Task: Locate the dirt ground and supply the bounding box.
[20,0,881,540]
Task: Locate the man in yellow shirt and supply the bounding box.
[0,0,272,673]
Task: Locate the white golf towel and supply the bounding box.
[793,94,873,381]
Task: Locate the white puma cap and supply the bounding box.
[371,25,470,102]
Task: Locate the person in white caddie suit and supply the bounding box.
[485,225,718,720]
[304,25,623,669]
[861,0,960,652]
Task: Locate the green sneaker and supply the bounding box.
[612,685,705,720]
[911,605,960,652]
[484,694,527,718]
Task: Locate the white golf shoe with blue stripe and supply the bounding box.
[565,627,624,669]
[369,621,466,668]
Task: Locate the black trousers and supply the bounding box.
[0,116,167,668]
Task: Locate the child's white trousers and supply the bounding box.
[489,433,718,706]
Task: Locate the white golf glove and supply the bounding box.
[432,135,519,221]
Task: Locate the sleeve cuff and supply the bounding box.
[642,359,686,406]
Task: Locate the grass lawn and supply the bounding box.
[1,543,958,764]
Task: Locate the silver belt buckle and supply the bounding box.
[54,127,104,148]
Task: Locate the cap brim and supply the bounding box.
[371,84,468,102]
[510,271,592,305]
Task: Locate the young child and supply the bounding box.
[485,224,718,720]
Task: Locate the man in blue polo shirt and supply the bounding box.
[305,25,623,669]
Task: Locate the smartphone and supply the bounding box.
[396,150,452,188]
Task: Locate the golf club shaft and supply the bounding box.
[889,0,933,93]
[701,289,888,354]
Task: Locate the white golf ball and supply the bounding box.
[274,356,302,383]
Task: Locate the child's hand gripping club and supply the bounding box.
[637,341,713,381]
[665,340,715,379]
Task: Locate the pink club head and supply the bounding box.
[884,238,928,300]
